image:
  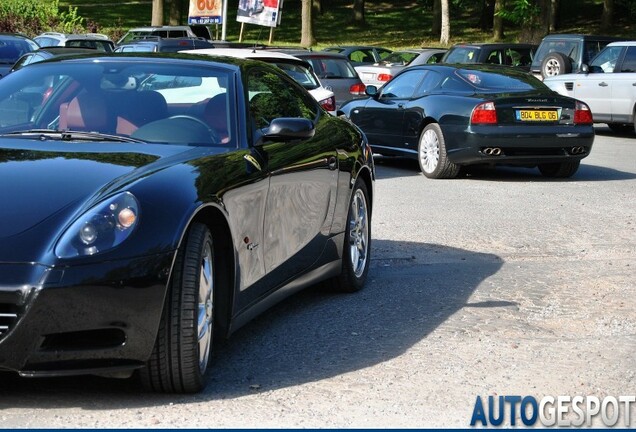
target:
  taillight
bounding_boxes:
[574,101,593,125]
[471,101,497,124]
[377,74,393,82]
[320,95,336,112]
[349,83,366,95]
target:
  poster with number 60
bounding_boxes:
[189,0,223,25]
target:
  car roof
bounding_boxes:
[606,40,636,47]
[540,33,626,41]
[449,43,536,48]
[183,47,307,62]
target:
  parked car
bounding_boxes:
[115,37,216,52]
[182,47,337,114]
[0,33,38,78]
[355,48,447,88]
[322,45,393,67]
[33,32,115,52]
[10,47,98,73]
[543,41,636,134]
[268,49,366,108]
[530,33,626,80]
[117,25,213,45]
[0,52,374,393]
[339,64,594,179]
[441,43,536,71]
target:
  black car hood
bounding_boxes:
[0,139,195,244]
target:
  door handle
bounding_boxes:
[397,103,405,109]
[598,82,608,87]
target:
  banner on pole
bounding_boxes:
[189,0,223,25]
[236,0,283,28]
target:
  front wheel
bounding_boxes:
[538,160,581,178]
[140,223,215,393]
[418,123,460,179]
[332,179,371,293]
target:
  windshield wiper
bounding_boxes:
[1,129,144,143]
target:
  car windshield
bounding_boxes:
[0,39,36,64]
[443,47,481,63]
[381,51,419,65]
[455,68,547,91]
[305,58,357,79]
[534,40,580,65]
[0,60,234,146]
[271,61,321,90]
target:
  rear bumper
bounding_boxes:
[0,253,172,377]
[444,124,595,166]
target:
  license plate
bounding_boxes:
[361,72,375,80]
[517,110,558,121]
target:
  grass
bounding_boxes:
[60,0,635,50]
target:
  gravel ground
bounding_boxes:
[0,126,634,428]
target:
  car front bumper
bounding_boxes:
[0,252,173,377]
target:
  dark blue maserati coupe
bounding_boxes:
[339,64,594,179]
[0,53,374,392]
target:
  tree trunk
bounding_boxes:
[152,0,164,26]
[493,0,504,41]
[353,0,365,25]
[601,0,613,32]
[549,0,560,31]
[301,0,316,48]
[519,0,549,44]
[432,0,441,36]
[168,0,181,25]
[440,0,450,45]
[479,0,494,30]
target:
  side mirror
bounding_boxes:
[365,85,379,97]
[580,63,589,74]
[261,117,315,142]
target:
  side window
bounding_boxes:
[591,46,624,73]
[413,71,442,98]
[247,67,318,130]
[349,49,374,63]
[620,47,636,73]
[427,53,444,64]
[377,49,392,60]
[380,70,427,99]
[486,50,503,64]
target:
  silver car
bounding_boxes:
[355,48,447,88]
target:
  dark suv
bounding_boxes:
[531,33,626,80]
[114,37,216,53]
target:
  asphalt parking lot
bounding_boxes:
[0,125,634,428]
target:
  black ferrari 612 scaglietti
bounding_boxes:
[0,53,374,393]
[338,63,595,179]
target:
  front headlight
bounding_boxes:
[55,192,140,258]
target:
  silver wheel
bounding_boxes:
[544,58,560,77]
[419,128,440,174]
[197,242,214,373]
[348,188,369,278]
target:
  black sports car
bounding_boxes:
[0,53,374,392]
[339,64,595,179]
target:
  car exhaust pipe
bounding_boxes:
[570,146,585,155]
[483,147,503,156]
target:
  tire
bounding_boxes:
[607,123,635,134]
[417,123,460,179]
[332,179,371,293]
[140,223,215,393]
[538,160,581,178]
[541,52,572,78]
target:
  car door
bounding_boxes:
[350,69,427,152]
[572,45,625,121]
[243,66,338,302]
[402,70,444,149]
[609,46,636,123]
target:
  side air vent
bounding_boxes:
[0,304,19,340]
[565,82,574,91]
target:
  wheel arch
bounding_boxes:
[175,204,236,339]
